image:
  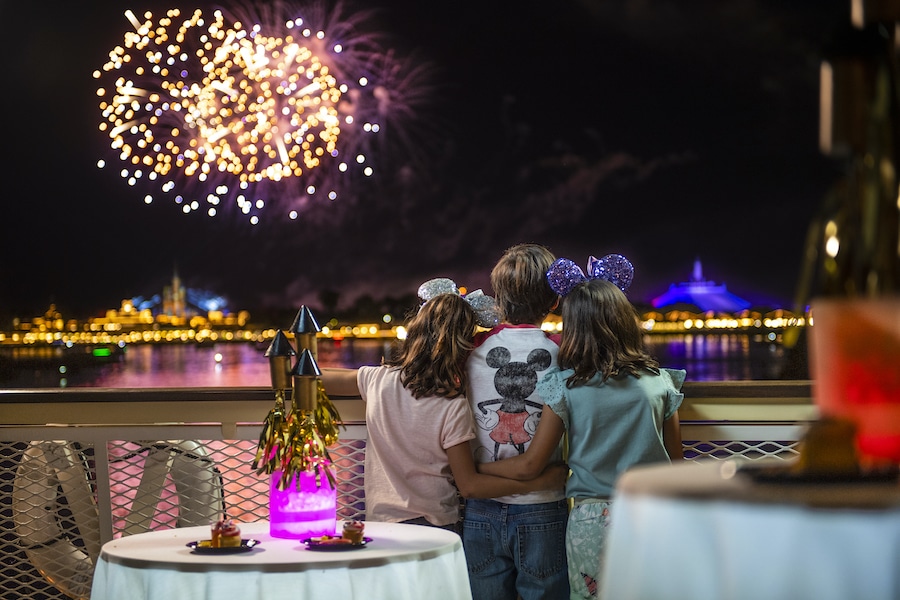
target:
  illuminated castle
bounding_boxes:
[161,270,188,319]
[651,258,751,313]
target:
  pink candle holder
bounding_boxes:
[269,468,337,539]
[809,298,900,466]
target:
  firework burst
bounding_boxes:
[93,1,427,224]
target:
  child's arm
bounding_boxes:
[320,367,361,396]
[446,443,567,499]
[477,407,566,480]
[663,410,684,460]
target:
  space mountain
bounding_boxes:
[651,258,751,313]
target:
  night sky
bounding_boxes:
[1,0,854,322]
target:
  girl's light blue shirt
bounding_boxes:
[537,367,685,500]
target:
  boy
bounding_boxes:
[463,243,569,600]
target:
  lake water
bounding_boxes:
[1,333,797,388]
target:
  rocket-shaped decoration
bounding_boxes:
[291,348,322,413]
[264,330,296,391]
[289,306,321,360]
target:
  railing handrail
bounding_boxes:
[0,381,818,428]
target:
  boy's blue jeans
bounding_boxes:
[462,498,569,600]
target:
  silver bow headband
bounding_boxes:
[546,254,634,296]
[417,278,501,328]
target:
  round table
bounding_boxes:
[90,520,472,600]
[600,460,900,600]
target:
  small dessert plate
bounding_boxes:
[186,539,261,554]
[302,536,373,551]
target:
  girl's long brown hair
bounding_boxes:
[558,278,659,387]
[385,294,477,399]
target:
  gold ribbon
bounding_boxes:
[253,384,344,490]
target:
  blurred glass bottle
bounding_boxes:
[781,4,900,379]
[799,4,900,299]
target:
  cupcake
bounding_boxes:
[342,520,365,544]
[212,518,242,548]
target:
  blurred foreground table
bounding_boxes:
[600,460,900,600]
[90,520,471,600]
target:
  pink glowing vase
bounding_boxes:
[269,468,337,539]
[810,298,900,465]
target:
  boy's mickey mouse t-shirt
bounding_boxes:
[465,324,565,505]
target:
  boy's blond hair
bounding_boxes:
[490,244,558,325]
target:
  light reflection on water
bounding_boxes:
[1,335,792,389]
[644,333,790,381]
[2,339,399,389]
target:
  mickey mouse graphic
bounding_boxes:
[475,346,553,461]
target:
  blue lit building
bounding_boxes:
[651,258,751,313]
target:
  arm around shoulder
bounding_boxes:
[320,367,361,396]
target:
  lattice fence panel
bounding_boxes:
[684,439,801,461]
[2,440,99,600]
[106,438,367,537]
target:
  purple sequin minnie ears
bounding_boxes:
[417,278,501,328]
[546,254,635,296]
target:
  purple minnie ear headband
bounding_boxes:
[546,254,635,296]
[417,278,501,328]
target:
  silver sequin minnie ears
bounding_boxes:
[417,278,501,328]
[546,254,635,296]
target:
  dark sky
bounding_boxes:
[1,0,853,322]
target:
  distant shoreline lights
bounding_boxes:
[1,309,807,348]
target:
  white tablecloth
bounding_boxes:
[90,521,472,600]
[600,460,900,600]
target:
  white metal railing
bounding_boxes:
[1,382,816,600]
